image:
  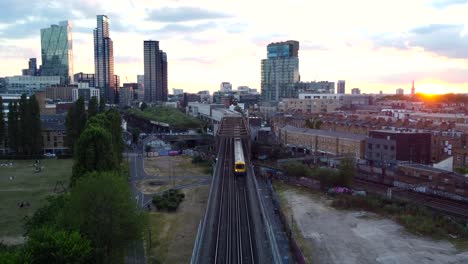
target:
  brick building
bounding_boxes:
[453,134,468,169]
[279,125,366,158]
[278,98,342,113]
[366,130,431,167]
[41,114,69,155]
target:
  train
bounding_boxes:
[233,138,246,176]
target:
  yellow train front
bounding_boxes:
[233,138,246,176]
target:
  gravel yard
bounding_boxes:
[279,188,468,264]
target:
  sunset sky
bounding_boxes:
[1,0,468,94]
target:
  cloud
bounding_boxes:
[301,42,330,51]
[0,0,129,38]
[115,55,141,64]
[0,44,36,59]
[377,68,468,84]
[152,22,217,34]
[176,56,216,64]
[146,7,230,22]
[432,0,468,8]
[225,23,248,34]
[373,24,468,59]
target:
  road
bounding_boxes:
[125,151,211,208]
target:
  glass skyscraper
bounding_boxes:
[261,40,300,102]
[144,41,168,102]
[94,15,115,103]
[40,21,73,84]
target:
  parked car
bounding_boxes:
[43,153,56,158]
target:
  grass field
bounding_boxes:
[146,186,209,263]
[145,155,211,177]
[0,159,72,243]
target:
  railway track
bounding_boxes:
[213,138,256,264]
[354,177,468,219]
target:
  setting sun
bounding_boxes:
[416,80,452,95]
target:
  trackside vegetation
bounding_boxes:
[127,106,202,129]
[332,194,468,243]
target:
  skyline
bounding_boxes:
[1,0,468,94]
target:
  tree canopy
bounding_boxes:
[88,96,99,118]
[65,97,87,151]
[62,172,146,263]
[71,125,117,184]
[24,227,92,264]
[127,106,202,129]
[6,94,42,156]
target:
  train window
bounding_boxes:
[235,164,245,169]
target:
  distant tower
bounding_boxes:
[337,80,345,94]
[411,80,415,95]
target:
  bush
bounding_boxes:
[192,155,204,164]
[282,161,313,178]
[152,189,185,211]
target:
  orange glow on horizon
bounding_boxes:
[415,80,452,95]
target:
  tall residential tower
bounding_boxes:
[261,40,300,102]
[144,41,168,102]
[40,21,73,84]
[337,80,345,94]
[94,15,115,103]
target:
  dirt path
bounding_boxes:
[282,190,468,264]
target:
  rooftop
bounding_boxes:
[282,125,367,141]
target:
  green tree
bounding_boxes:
[28,95,43,156]
[315,168,340,190]
[62,172,146,263]
[131,127,140,144]
[86,110,124,163]
[105,109,124,163]
[339,156,355,187]
[7,102,19,153]
[71,126,117,184]
[17,94,30,155]
[24,226,92,264]
[140,102,147,111]
[88,96,99,118]
[0,245,26,264]
[65,97,87,151]
[99,98,106,113]
[281,161,312,178]
[24,195,68,235]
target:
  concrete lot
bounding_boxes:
[280,189,468,264]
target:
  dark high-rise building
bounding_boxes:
[28,58,38,76]
[143,40,167,102]
[40,21,73,84]
[74,72,95,87]
[261,40,300,102]
[160,51,168,101]
[337,80,345,94]
[94,15,115,103]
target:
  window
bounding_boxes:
[390,146,395,151]
[368,143,373,149]
[376,144,380,149]
[383,145,388,150]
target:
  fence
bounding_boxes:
[264,177,308,264]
